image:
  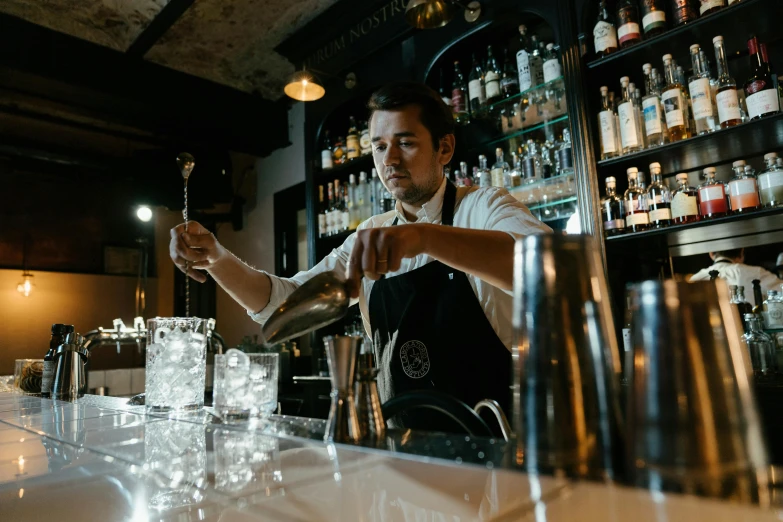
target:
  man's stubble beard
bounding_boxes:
[393,154,443,206]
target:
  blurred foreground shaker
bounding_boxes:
[324,335,362,443]
[626,280,770,504]
[52,332,88,399]
[512,235,624,480]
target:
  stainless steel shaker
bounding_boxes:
[52,332,89,399]
[355,352,386,443]
[512,234,624,480]
[323,335,362,443]
[625,280,770,504]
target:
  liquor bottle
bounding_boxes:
[452,61,470,125]
[765,291,783,329]
[598,86,620,160]
[500,49,520,98]
[485,45,502,104]
[671,0,699,26]
[556,129,574,176]
[491,148,510,188]
[543,44,563,83]
[628,83,647,149]
[713,36,742,128]
[346,116,360,160]
[698,167,728,218]
[616,0,642,49]
[321,130,333,170]
[318,185,327,237]
[729,286,750,333]
[541,141,554,179]
[479,155,493,188]
[468,53,486,116]
[42,324,72,398]
[608,91,623,154]
[333,136,346,165]
[688,44,716,135]
[593,0,619,58]
[647,162,672,227]
[637,169,648,190]
[752,279,763,314]
[745,37,781,120]
[652,69,671,143]
[529,36,546,87]
[524,139,543,180]
[728,165,761,212]
[439,68,453,109]
[516,25,534,91]
[737,286,753,321]
[618,77,643,154]
[759,152,783,207]
[460,161,473,187]
[699,0,726,16]
[347,174,359,229]
[340,182,350,232]
[641,63,667,147]
[743,313,777,376]
[358,171,371,221]
[602,176,626,235]
[640,0,667,37]
[700,49,721,131]
[326,182,335,235]
[624,168,650,232]
[370,168,382,215]
[508,152,523,187]
[671,173,700,224]
[661,54,692,141]
[359,121,372,156]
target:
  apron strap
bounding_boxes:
[391,179,456,227]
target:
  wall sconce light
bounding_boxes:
[17,272,34,297]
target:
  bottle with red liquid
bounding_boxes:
[616,0,642,49]
[698,167,729,218]
[729,163,761,213]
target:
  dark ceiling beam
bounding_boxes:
[126,0,196,58]
[0,14,291,158]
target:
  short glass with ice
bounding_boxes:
[145,317,208,412]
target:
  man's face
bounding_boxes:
[370,105,451,207]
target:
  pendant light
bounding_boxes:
[405,0,481,29]
[284,68,325,102]
[16,237,34,297]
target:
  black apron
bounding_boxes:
[368,181,511,433]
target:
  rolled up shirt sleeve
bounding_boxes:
[247,233,356,325]
[471,187,553,239]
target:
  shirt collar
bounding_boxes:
[394,176,447,224]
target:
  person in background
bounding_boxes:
[689,248,780,295]
[776,253,783,280]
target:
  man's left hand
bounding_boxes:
[345,224,430,298]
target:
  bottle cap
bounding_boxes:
[620,76,629,85]
[703,167,716,175]
[600,86,608,94]
[675,173,689,182]
[546,43,554,50]
[519,24,527,33]
[642,63,652,73]
[479,154,486,160]
[744,313,756,321]
[371,168,378,177]
[349,174,356,183]
[689,44,700,53]
[649,162,661,173]
[662,54,673,63]
[732,160,746,168]
[627,171,638,180]
[712,36,724,46]
[460,161,467,168]
[764,152,778,161]
[359,171,367,181]
[496,147,503,155]
[605,176,616,185]
[626,167,638,175]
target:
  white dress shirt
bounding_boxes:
[249,177,552,350]
[689,256,782,297]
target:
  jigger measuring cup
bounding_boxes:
[625,280,770,505]
[512,234,624,480]
[324,335,362,443]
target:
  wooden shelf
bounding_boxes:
[586,0,776,73]
[595,113,783,180]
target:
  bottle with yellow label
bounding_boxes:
[346,116,360,160]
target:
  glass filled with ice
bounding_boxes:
[145,317,208,412]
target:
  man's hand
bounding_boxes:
[169,221,227,283]
[345,224,429,298]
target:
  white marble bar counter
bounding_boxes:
[0,392,780,522]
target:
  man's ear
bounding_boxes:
[438,134,456,165]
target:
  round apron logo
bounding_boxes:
[399,340,430,379]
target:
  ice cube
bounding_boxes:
[225,349,249,371]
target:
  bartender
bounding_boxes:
[689,248,780,295]
[170,82,551,431]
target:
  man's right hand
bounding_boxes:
[169,221,227,283]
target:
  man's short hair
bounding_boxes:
[714,248,743,259]
[367,82,455,150]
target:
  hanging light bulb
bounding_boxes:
[284,69,325,102]
[17,272,34,297]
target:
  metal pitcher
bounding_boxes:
[512,234,624,480]
[52,332,89,399]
